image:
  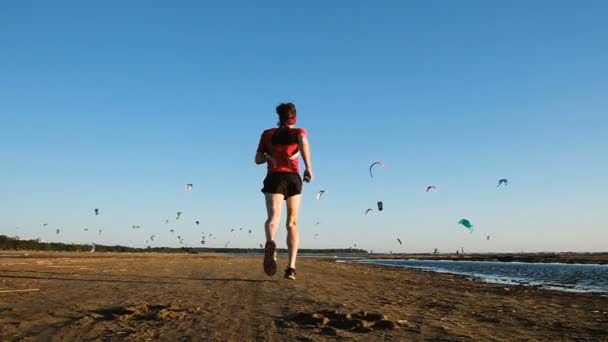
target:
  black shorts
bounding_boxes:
[261,172,302,199]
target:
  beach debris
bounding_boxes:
[497,179,508,187]
[185,183,193,192]
[458,219,474,232]
[365,208,373,215]
[316,190,326,200]
[377,201,383,211]
[397,238,402,245]
[0,288,40,294]
[94,208,99,215]
[176,211,182,220]
[369,161,385,178]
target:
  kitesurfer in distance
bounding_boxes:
[255,102,313,280]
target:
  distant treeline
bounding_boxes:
[0,235,368,254]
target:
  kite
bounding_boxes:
[165,220,169,224]
[248,230,252,234]
[369,161,385,178]
[42,223,48,227]
[195,221,200,225]
[201,240,205,245]
[170,229,175,233]
[185,184,193,192]
[316,190,326,200]
[259,244,263,249]
[458,219,474,233]
[94,208,99,215]
[497,179,508,187]
[150,235,155,241]
[365,208,373,215]
[98,229,103,235]
[397,238,402,245]
[377,201,383,211]
[84,228,88,232]
[314,221,321,226]
[132,225,141,229]
[426,186,437,193]
[176,211,183,220]
[314,233,319,239]
[56,229,60,234]
[487,235,490,241]
[230,228,235,232]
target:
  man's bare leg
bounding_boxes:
[263,193,283,276]
[285,194,301,271]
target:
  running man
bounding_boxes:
[255,102,313,280]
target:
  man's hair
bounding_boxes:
[276,103,297,124]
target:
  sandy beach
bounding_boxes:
[1,252,607,341]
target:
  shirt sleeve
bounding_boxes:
[298,128,308,137]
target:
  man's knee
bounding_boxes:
[266,217,280,230]
[286,220,298,232]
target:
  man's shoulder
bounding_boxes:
[261,128,277,135]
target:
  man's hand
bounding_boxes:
[303,169,313,183]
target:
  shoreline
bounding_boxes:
[364,252,608,265]
[342,259,608,295]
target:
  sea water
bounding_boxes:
[351,259,608,293]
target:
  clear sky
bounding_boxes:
[1,1,606,253]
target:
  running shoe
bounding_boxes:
[263,240,277,276]
[284,267,296,280]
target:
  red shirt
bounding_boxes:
[257,127,307,174]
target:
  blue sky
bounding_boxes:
[1,1,606,253]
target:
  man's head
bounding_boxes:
[276,102,297,126]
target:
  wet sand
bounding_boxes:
[1,251,607,341]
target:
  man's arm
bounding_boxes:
[298,132,314,182]
[255,152,267,165]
